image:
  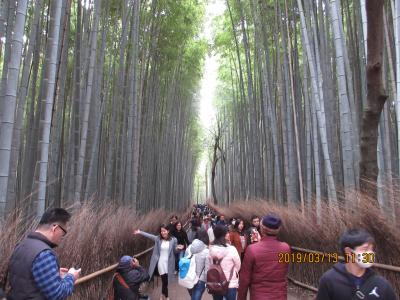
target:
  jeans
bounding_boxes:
[176,250,185,271]
[188,280,206,300]
[211,288,237,300]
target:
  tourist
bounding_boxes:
[172,221,189,272]
[113,255,149,300]
[209,225,241,300]
[246,215,261,245]
[134,225,184,300]
[7,208,81,300]
[316,229,397,300]
[187,219,200,244]
[238,213,290,300]
[166,215,178,234]
[186,229,210,300]
[229,218,246,259]
[201,216,211,231]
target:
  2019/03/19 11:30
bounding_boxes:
[278,252,339,263]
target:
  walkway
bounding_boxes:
[148,277,315,299]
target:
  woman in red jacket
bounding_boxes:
[229,219,246,260]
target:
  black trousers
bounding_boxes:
[160,274,168,297]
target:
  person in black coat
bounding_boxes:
[114,255,150,300]
[172,221,189,271]
[316,229,397,300]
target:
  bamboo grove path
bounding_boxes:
[147,277,315,299]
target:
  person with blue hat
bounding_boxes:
[237,213,290,300]
[113,255,149,300]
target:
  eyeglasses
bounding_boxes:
[55,224,67,236]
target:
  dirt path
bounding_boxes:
[148,278,315,299]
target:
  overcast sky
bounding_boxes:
[198,0,225,130]
[197,0,225,193]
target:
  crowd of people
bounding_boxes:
[154,206,290,300]
[1,205,398,300]
[132,204,398,300]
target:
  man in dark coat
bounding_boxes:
[7,208,81,300]
[216,215,227,226]
[237,213,290,300]
[316,229,397,300]
[114,256,150,300]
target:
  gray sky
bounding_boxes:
[197,0,226,187]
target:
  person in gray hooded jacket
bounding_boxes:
[185,229,210,300]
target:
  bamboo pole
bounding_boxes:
[75,247,154,285]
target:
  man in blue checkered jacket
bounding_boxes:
[7,208,81,300]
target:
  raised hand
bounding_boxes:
[133,229,141,235]
[132,258,140,266]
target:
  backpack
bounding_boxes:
[178,248,199,289]
[206,257,234,296]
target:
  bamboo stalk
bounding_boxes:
[75,247,154,285]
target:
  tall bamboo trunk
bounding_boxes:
[298,0,337,204]
[329,0,356,195]
[74,0,101,204]
[6,0,43,213]
[124,0,140,206]
[36,0,63,216]
[0,0,29,218]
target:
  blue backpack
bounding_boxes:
[178,248,199,289]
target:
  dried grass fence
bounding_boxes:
[209,189,400,295]
[0,203,190,299]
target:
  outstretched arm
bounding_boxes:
[134,229,158,242]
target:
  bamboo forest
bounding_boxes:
[1,0,400,298]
